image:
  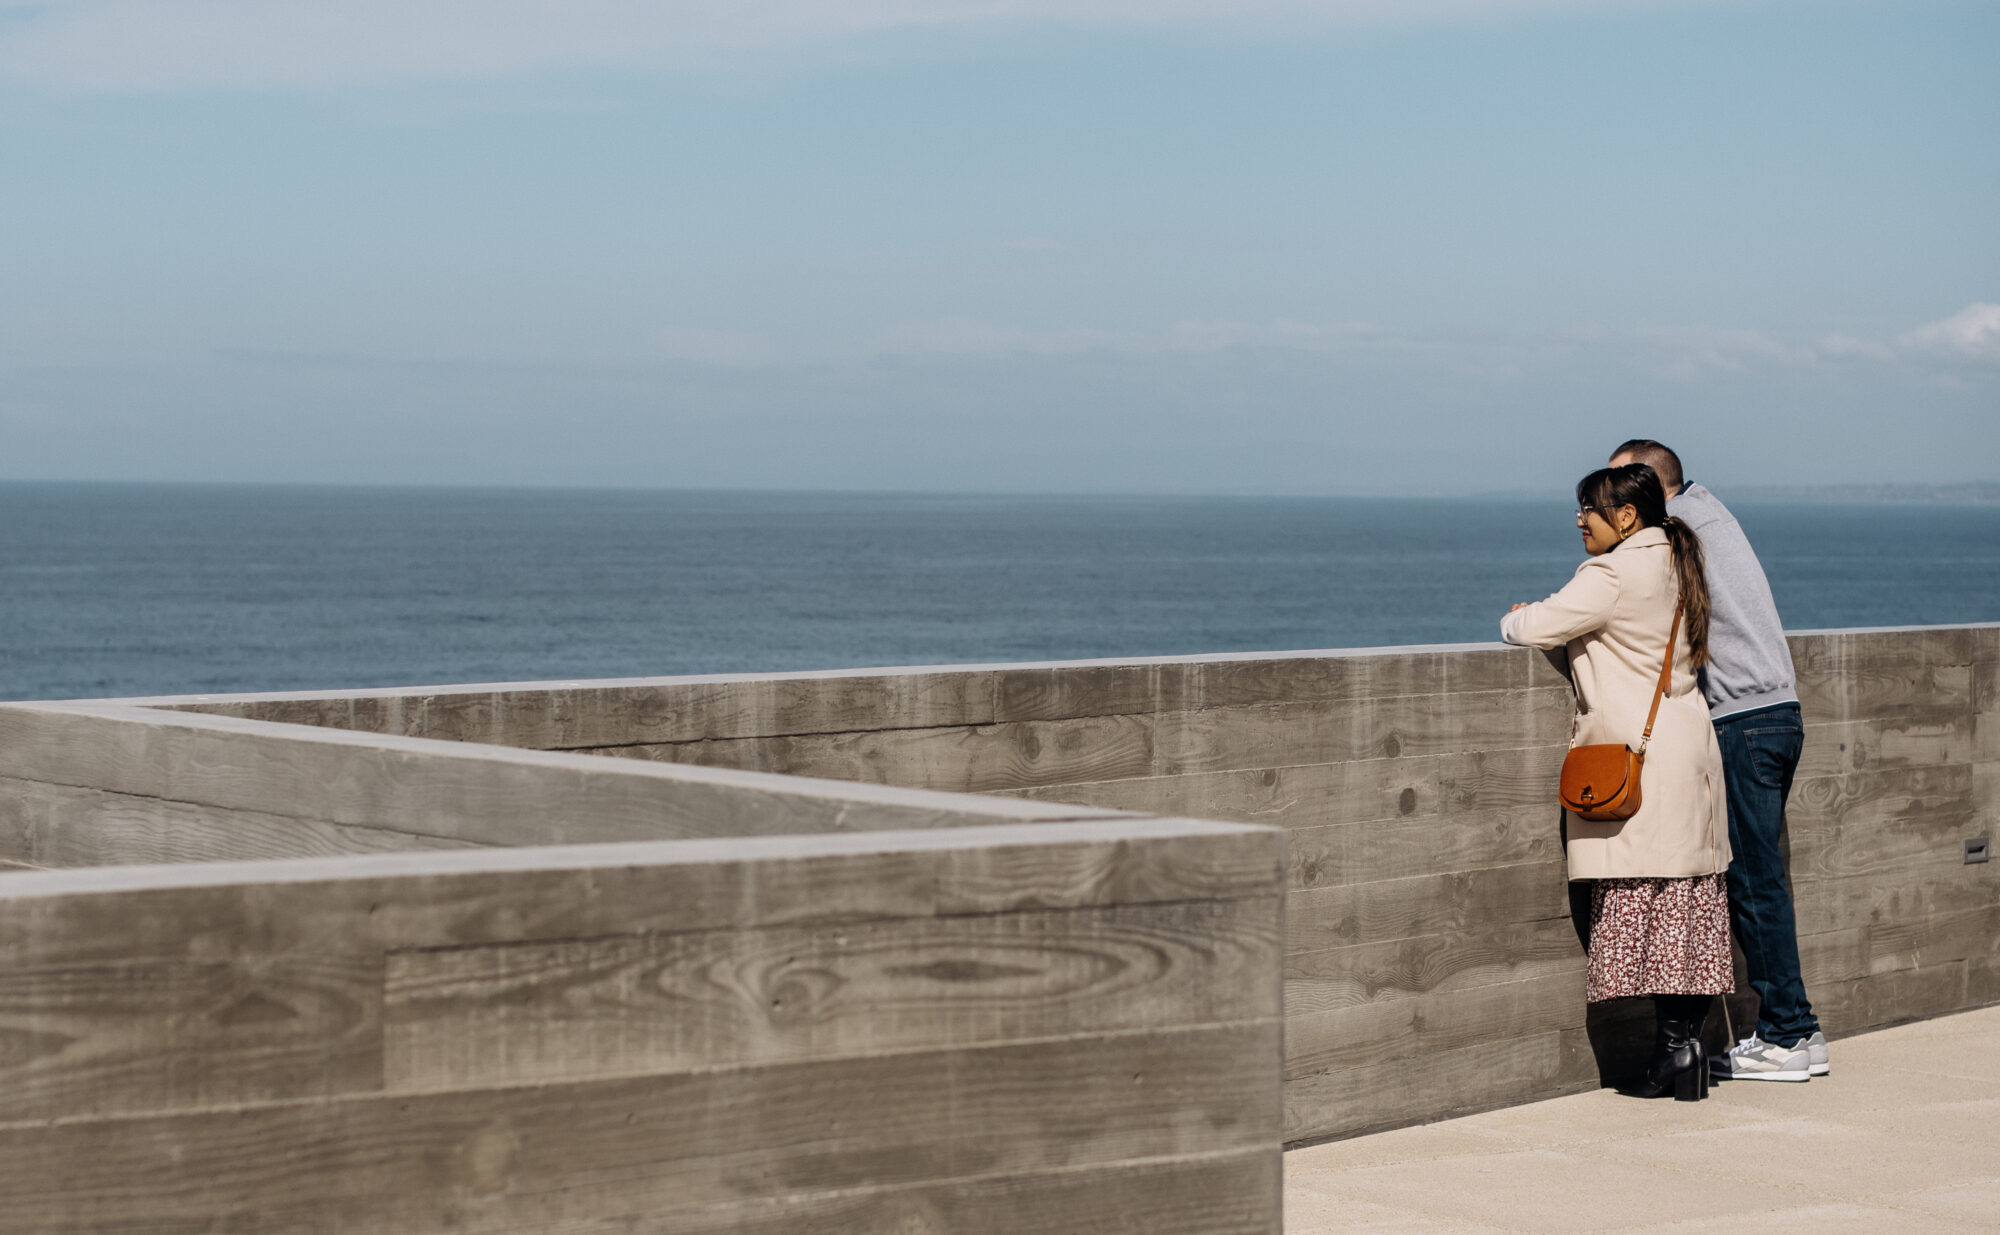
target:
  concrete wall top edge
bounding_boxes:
[75,642,1526,708]
[46,621,1996,711]
[1785,621,2000,638]
[0,701,1135,826]
[0,815,1279,902]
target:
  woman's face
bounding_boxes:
[1577,502,1633,556]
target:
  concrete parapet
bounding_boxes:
[0,621,1992,1211]
[0,805,1285,1233]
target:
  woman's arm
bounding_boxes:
[1501,556,1621,649]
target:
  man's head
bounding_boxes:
[1609,439,1684,494]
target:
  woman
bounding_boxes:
[1503,463,1732,1101]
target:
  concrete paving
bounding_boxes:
[1286,1003,2000,1234]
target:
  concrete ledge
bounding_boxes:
[0,816,1286,1234]
[1,621,1992,1221]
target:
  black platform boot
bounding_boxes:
[1629,995,1711,1101]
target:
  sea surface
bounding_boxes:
[4,483,1997,701]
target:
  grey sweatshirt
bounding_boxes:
[1667,481,1798,719]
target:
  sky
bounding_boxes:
[2,0,1995,496]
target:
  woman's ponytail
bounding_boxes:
[1660,516,1711,668]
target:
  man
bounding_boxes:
[1608,439,1826,1082]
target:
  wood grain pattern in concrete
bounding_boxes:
[1787,766,1980,881]
[986,754,1438,832]
[1795,712,1977,779]
[1178,649,1531,713]
[1283,1028,1592,1145]
[0,815,1285,1234]
[152,644,1536,749]
[0,774,493,869]
[0,705,1134,864]
[10,626,1995,1181]
[1436,745,1570,814]
[1286,860,1570,955]
[0,1023,1280,1234]
[1967,952,2000,1005]
[1792,857,1999,937]
[1973,760,2000,824]
[992,662,1169,722]
[1798,904,2000,989]
[1814,960,1973,1036]
[1283,918,1586,1019]
[1788,625,1988,676]
[168,670,1003,750]
[548,1150,1281,1235]
[983,648,1532,722]
[1153,689,1573,777]
[0,821,1285,964]
[1285,804,1562,892]
[1789,761,1974,829]
[601,711,1158,793]
[383,896,1281,1087]
[0,949,384,1122]
[1791,631,1978,722]
[1285,969,1584,1078]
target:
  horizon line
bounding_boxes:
[4,477,1999,505]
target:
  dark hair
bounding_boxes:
[1610,439,1684,493]
[1576,463,1710,667]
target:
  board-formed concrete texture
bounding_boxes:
[0,709,1286,1234]
[0,624,1992,1226]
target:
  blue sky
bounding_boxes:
[2,0,1995,494]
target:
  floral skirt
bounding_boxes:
[1585,873,1735,1002]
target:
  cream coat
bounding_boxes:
[1502,527,1731,880]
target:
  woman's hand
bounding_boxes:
[1509,603,1530,613]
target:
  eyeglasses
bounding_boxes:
[1574,506,1599,520]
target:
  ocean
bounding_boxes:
[3,482,1996,702]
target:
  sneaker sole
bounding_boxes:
[1711,1066,1811,1082]
[1809,1063,1830,1077]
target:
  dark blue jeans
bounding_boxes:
[1715,703,1820,1046]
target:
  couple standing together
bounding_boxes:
[1503,440,1822,1102]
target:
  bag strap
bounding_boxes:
[1637,598,1684,754]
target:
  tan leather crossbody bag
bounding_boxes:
[1557,599,1683,822]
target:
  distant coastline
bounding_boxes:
[1725,483,2000,506]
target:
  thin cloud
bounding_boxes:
[876,317,1144,356]
[1815,333,1896,361]
[0,0,1724,93]
[874,316,1398,357]
[1620,325,1815,382]
[657,325,779,366]
[1900,303,2000,362]
[1164,319,1383,353]
[667,306,2000,380]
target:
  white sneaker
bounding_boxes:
[1711,1035,1811,1082]
[1805,1030,1830,1077]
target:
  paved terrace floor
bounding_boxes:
[1286,1004,2000,1234]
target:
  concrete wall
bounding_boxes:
[133,623,2000,1144]
[1786,627,2000,1027]
[0,705,1286,1234]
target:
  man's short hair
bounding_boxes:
[1611,439,1684,492]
